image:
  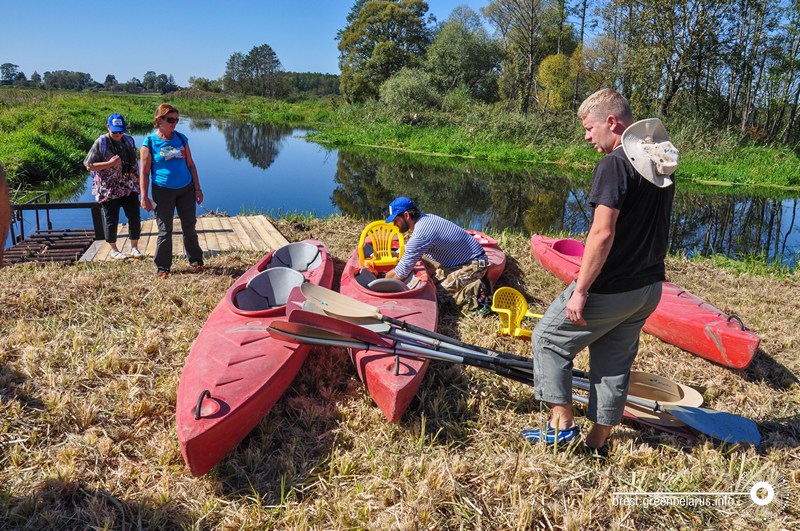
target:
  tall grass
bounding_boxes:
[312,100,800,188]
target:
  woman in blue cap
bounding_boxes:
[83,113,142,259]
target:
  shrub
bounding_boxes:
[379,68,441,111]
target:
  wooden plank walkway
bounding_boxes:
[82,215,289,262]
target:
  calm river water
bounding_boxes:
[12,117,800,268]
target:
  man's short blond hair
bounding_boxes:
[577,88,632,123]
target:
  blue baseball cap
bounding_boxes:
[385,196,415,223]
[107,113,126,132]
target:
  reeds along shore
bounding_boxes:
[0,216,798,529]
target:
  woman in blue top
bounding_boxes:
[139,103,205,278]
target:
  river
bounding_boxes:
[10,117,800,268]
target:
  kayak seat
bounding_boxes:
[368,278,409,293]
[358,221,405,268]
[355,268,410,293]
[266,242,322,272]
[235,267,306,310]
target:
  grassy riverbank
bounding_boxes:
[0,217,797,528]
[3,88,800,193]
[310,100,800,189]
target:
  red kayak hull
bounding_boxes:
[530,234,760,369]
[176,239,334,476]
[340,248,438,422]
[466,229,507,288]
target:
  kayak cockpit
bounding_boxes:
[233,267,306,312]
[354,268,418,293]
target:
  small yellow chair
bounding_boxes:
[491,287,543,339]
[357,220,405,268]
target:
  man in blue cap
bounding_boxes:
[384,196,490,311]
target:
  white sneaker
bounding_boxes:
[110,249,127,260]
[130,247,144,258]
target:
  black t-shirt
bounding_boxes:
[588,146,674,294]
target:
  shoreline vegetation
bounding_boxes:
[0,218,797,528]
[3,88,800,196]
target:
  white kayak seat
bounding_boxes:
[354,267,410,293]
[237,267,306,309]
[367,278,409,293]
[266,242,322,272]
[234,287,271,311]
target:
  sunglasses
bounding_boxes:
[109,130,124,135]
[163,117,179,124]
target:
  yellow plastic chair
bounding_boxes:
[357,220,405,268]
[491,287,543,339]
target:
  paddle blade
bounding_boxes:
[269,320,355,344]
[300,283,381,319]
[301,299,392,333]
[664,404,761,446]
[288,309,393,347]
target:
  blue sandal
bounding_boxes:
[521,424,580,445]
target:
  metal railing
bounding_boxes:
[10,192,104,243]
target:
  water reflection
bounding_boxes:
[333,148,590,232]
[332,148,800,267]
[220,121,293,170]
[670,193,799,263]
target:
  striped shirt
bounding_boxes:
[394,214,487,278]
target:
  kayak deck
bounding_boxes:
[340,246,438,422]
[530,234,760,368]
[176,240,334,476]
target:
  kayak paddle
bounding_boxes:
[268,321,696,438]
[300,284,532,363]
[571,378,761,445]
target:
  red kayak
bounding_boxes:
[340,246,438,422]
[340,230,507,422]
[176,240,334,476]
[466,229,507,288]
[530,234,760,368]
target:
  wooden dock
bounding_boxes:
[82,215,289,262]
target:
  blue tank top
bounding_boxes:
[143,132,192,189]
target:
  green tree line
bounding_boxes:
[334,0,800,146]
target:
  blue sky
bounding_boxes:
[1,0,490,87]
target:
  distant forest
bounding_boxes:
[0,60,339,99]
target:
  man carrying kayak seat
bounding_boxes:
[525,88,677,458]
[383,196,491,313]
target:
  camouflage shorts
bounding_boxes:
[423,257,488,311]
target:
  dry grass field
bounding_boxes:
[0,216,798,529]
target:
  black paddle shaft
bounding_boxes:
[383,315,530,362]
[382,315,593,381]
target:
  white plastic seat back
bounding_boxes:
[354,268,410,293]
[235,267,305,310]
[266,242,322,272]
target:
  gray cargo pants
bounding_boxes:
[532,280,662,426]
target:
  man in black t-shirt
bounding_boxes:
[523,89,678,457]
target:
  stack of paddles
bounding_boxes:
[271,284,762,447]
